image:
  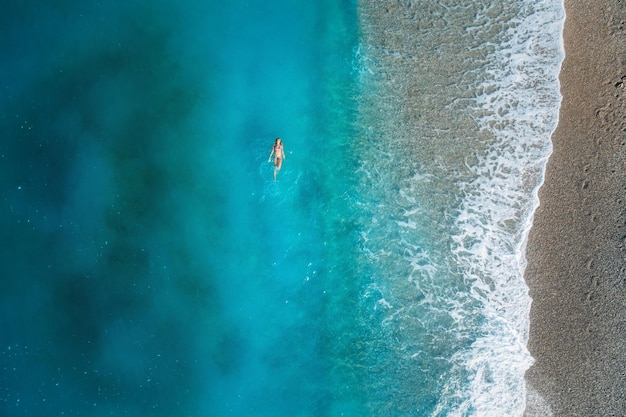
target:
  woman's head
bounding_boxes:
[275,137,282,144]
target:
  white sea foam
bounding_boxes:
[445,0,565,415]
[356,0,565,415]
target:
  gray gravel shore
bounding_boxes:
[523,0,626,416]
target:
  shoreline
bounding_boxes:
[523,0,626,416]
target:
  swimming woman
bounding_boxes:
[268,137,285,181]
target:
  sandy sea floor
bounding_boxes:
[523,0,626,416]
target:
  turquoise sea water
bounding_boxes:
[1,1,564,416]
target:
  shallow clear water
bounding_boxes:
[0,0,563,416]
[353,1,564,415]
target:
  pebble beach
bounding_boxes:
[523,0,626,415]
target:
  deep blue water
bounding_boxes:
[1,1,363,415]
[1,0,565,416]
